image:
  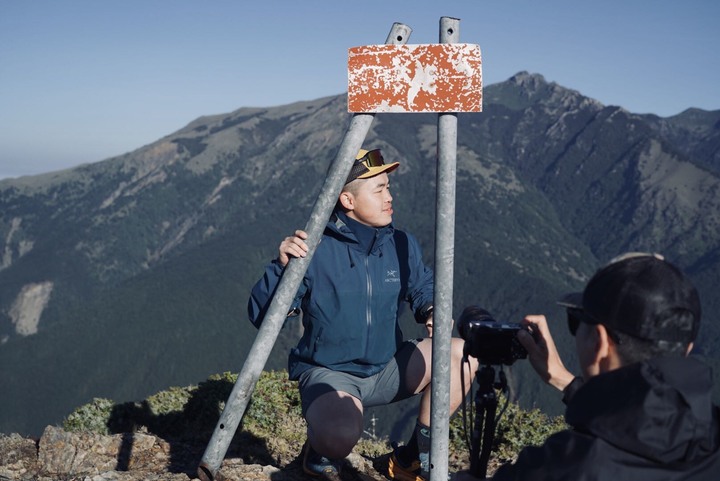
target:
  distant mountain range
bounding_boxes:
[1,72,718,438]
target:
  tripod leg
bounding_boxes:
[469,365,496,478]
[469,388,485,477]
[478,392,498,478]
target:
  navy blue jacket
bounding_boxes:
[248,212,434,380]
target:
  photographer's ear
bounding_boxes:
[595,324,612,355]
[581,324,616,376]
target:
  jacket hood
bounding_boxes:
[566,356,719,464]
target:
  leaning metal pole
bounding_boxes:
[197,22,412,481]
[428,16,460,481]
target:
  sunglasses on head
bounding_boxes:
[566,308,622,344]
[355,149,385,168]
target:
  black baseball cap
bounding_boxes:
[558,253,701,343]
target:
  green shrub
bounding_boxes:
[145,385,193,416]
[243,370,303,439]
[492,397,567,461]
[449,392,568,466]
[63,397,116,435]
[62,370,304,443]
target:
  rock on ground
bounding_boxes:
[0,426,390,481]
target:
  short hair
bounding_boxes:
[335,178,363,212]
[342,178,362,196]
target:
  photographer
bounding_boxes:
[487,252,720,480]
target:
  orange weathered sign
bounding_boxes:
[348,43,482,113]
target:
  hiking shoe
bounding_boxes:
[387,443,426,481]
[302,441,342,481]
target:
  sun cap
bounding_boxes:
[345,148,399,184]
[557,252,701,343]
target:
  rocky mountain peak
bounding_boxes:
[507,70,547,89]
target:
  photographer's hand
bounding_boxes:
[518,315,575,392]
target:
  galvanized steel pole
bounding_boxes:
[197,22,412,481]
[429,16,460,481]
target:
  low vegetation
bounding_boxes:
[63,370,567,473]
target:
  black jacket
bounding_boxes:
[492,356,720,480]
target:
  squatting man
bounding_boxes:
[248,148,478,481]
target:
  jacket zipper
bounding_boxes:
[364,255,372,358]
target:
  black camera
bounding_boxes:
[458,306,529,365]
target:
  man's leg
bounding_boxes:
[408,337,478,424]
[389,337,477,480]
[305,390,364,459]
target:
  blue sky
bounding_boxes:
[1,0,718,179]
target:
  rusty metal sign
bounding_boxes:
[348,43,482,113]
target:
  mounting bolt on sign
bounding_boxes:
[347,43,482,113]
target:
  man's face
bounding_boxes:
[343,173,394,227]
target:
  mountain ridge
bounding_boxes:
[1,71,718,437]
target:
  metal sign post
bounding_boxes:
[430,16,461,481]
[197,22,413,481]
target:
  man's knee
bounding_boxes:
[305,391,364,458]
[452,337,472,362]
[309,422,362,458]
[450,337,478,380]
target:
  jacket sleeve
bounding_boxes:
[247,259,305,329]
[401,232,435,322]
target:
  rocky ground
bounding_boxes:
[0,426,445,481]
[0,371,495,481]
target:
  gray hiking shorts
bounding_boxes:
[297,338,422,416]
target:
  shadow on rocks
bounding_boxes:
[106,376,275,477]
